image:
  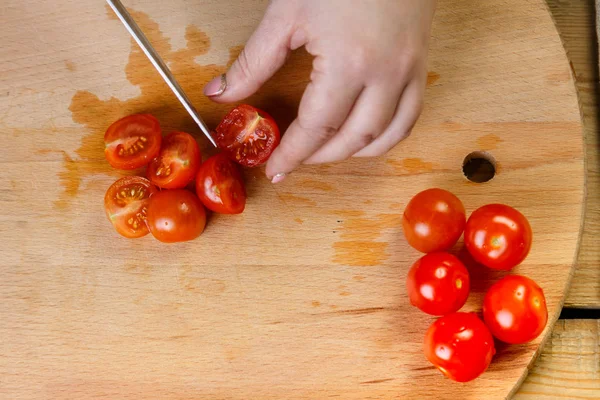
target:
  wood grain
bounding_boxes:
[515,320,600,399]
[0,0,585,399]
[546,0,600,309]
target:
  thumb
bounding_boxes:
[204,10,293,103]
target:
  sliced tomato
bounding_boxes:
[146,131,201,189]
[146,190,207,243]
[104,176,157,238]
[104,114,162,170]
[196,153,246,214]
[214,104,280,167]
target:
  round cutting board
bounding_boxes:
[0,0,584,399]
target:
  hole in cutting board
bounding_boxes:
[462,151,496,183]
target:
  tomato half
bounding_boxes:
[402,188,466,253]
[407,252,470,316]
[146,190,206,243]
[214,104,280,167]
[195,153,247,214]
[483,275,547,344]
[104,114,162,170]
[424,312,496,383]
[146,131,201,189]
[464,204,532,270]
[104,176,157,238]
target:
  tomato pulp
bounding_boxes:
[104,114,162,170]
[196,153,246,214]
[214,104,280,167]
[147,131,201,189]
[104,176,157,238]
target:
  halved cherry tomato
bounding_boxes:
[104,114,161,170]
[424,312,496,383]
[104,176,157,238]
[195,153,246,214]
[146,131,201,189]
[402,188,466,253]
[464,204,532,270]
[407,252,470,316]
[146,190,206,243]
[214,104,280,167]
[483,275,547,344]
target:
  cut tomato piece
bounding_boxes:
[147,131,201,189]
[104,114,162,170]
[214,104,280,167]
[196,153,246,214]
[104,176,157,238]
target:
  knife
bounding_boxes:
[105,0,217,147]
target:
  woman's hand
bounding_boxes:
[204,0,437,183]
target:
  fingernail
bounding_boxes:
[204,74,227,97]
[271,173,286,184]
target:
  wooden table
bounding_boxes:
[515,1,600,398]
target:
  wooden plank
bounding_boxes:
[514,319,600,399]
[546,0,600,308]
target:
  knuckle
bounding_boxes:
[356,132,378,148]
[297,117,339,142]
[235,49,255,82]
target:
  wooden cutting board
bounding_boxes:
[0,0,585,399]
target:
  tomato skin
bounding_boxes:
[104,176,157,238]
[424,312,496,383]
[195,153,247,214]
[215,104,280,167]
[146,190,207,243]
[483,275,547,344]
[407,252,470,316]
[464,204,532,270]
[402,188,466,253]
[147,131,201,189]
[104,114,162,170]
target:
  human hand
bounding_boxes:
[204,0,437,183]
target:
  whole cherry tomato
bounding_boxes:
[104,176,157,238]
[402,188,466,253]
[214,104,280,167]
[147,131,201,189]
[146,190,206,243]
[407,252,470,316]
[196,153,246,214]
[104,114,161,170]
[464,204,532,270]
[424,312,496,382]
[483,275,547,344]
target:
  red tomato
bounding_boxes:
[483,275,547,344]
[424,312,496,382]
[146,131,201,189]
[104,176,157,238]
[214,104,280,167]
[402,188,466,253]
[104,114,161,170]
[464,204,532,270]
[195,153,247,214]
[407,252,470,316]
[146,190,207,243]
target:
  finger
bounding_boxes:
[304,82,404,164]
[353,79,425,158]
[265,70,363,180]
[203,7,296,102]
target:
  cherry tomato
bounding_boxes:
[464,204,532,270]
[195,153,246,214]
[146,190,207,243]
[104,176,157,238]
[146,131,201,189]
[104,114,161,170]
[424,312,496,383]
[407,252,470,316]
[483,275,547,344]
[402,188,466,253]
[214,104,280,167]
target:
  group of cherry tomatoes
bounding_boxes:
[103,105,280,242]
[402,188,548,382]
